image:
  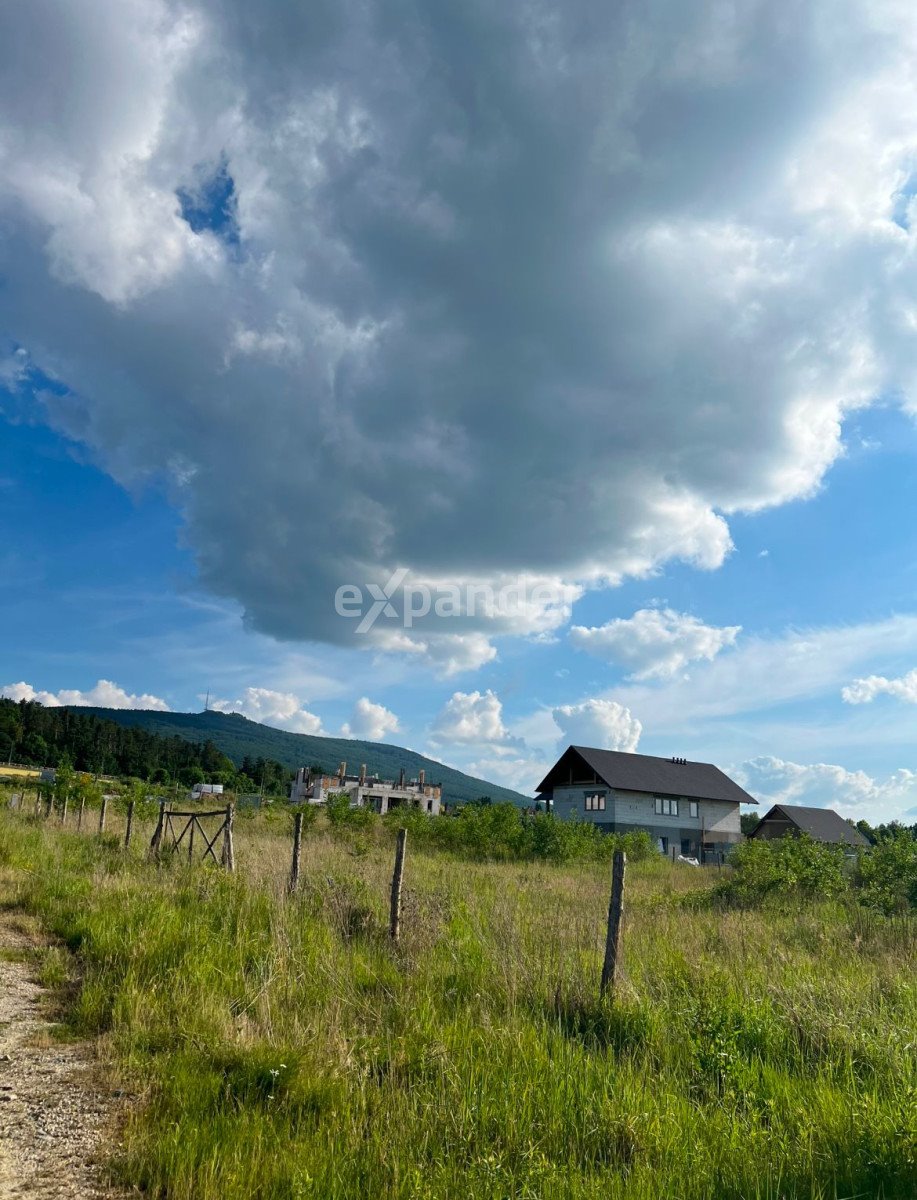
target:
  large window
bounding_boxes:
[654,796,678,817]
[585,791,606,812]
[689,800,699,819]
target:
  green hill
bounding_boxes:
[73,707,532,808]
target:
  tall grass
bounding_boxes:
[0,807,913,1199]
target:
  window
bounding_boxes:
[654,796,678,817]
[585,791,606,812]
[689,800,699,819]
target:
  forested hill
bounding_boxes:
[62,706,531,807]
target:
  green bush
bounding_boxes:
[856,835,917,914]
[381,803,655,865]
[715,835,848,906]
[325,792,376,830]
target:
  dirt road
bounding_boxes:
[0,916,125,1198]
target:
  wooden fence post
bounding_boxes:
[288,812,303,894]
[389,827,407,942]
[221,804,235,872]
[188,816,196,863]
[98,794,108,835]
[600,850,627,999]
[124,800,135,849]
[149,801,166,856]
[60,793,68,826]
[77,795,85,831]
[34,790,41,818]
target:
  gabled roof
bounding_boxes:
[750,803,869,847]
[535,745,755,805]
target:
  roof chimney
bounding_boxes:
[418,768,426,789]
[338,761,346,785]
[399,766,405,788]
[359,763,366,786]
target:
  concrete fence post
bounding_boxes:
[98,794,108,835]
[600,850,627,999]
[124,800,135,849]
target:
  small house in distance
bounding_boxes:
[535,745,752,858]
[290,761,442,815]
[748,803,869,848]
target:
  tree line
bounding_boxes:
[0,699,295,795]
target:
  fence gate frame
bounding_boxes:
[149,802,235,871]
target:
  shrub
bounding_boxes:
[855,835,917,914]
[382,804,655,865]
[715,835,847,906]
[325,792,376,831]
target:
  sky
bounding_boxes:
[3,0,917,822]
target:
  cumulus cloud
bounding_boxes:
[373,631,498,677]
[4,1,917,664]
[0,679,169,710]
[570,608,740,679]
[734,756,917,820]
[209,687,324,734]
[552,699,641,752]
[341,696,400,741]
[430,690,511,747]
[606,614,917,732]
[841,669,917,704]
[464,755,545,797]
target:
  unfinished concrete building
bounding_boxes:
[289,761,442,815]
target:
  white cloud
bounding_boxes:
[209,687,324,734]
[841,669,917,704]
[734,756,917,821]
[340,696,400,741]
[373,630,498,676]
[0,678,169,711]
[464,755,545,798]
[552,699,642,752]
[430,689,511,746]
[607,614,917,731]
[570,607,740,679]
[4,1,917,665]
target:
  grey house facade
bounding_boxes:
[535,746,752,857]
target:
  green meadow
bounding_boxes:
[0,801,913,1200]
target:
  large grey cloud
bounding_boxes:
[2,0,916,663]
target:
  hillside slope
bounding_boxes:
[74,708,532,807]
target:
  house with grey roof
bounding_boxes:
[535,745,752,858]
[748,803,868,848]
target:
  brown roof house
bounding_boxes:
[748,803,869,848]
[535,745,753,858]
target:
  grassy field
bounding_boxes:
[0,801,913,1200]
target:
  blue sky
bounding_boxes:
[4,0,917,822]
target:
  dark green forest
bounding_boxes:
[0,699,291,794]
